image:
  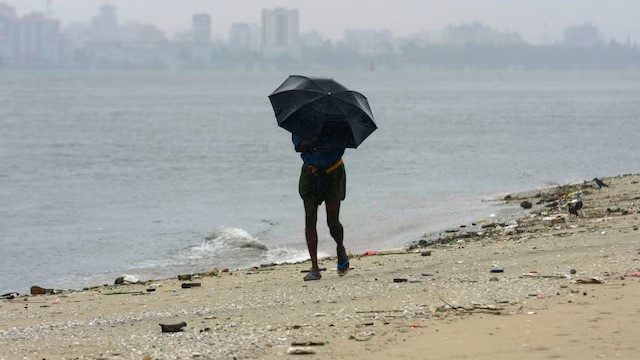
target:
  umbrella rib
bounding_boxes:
[331,94,376,122]
[269,88,326,97]
[329,97,359,147]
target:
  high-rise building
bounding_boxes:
[229,22,260,51]
[0,3,18,65]
[17,12,62,65]
[563,23,601,47]
[91,4,119,43]
[191,14,212,64]
[261,8,299,53]
[192,14,211,44]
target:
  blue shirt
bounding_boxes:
[292,135,344,170]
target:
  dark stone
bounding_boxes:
[421,251,432,257]
[570,269,577,275]
[393,278,408,283]
[520,201,533,209]
[177,274,192,281]
[504,194,512,200]
[490,268,504,273]
[181,283,201,289]
[160,322,187,333]
[30,286,51,295]
[418,239,428,246]
[114,277,125,285]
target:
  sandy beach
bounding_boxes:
[1,174,639,360]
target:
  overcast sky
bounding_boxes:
[3,0,639,43]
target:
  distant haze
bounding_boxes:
[3,0,639,43]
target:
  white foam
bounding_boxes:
[204,227,268,251]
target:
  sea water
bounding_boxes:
[1,70,639,294]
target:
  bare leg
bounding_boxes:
[325,200,347,264]
[304,200,320,273]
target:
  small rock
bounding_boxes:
[420,251,432,257]
[287,347,316,355]
[160,322,187,333]
[30,286,51,295]
[177,274,192,281]
[122,274,140,284]
[570,269,577,275]
[181,283,201,289]
[489,277,499,282]
[114,277,125,285]
[393,278,408,283]
[490,267,504,273]
[204,267,219,277]
[504,194,512,200]
[520,201,533,209]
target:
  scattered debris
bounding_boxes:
[204,267,219,276]
[287,347,316,355]
[576,277,603,284]
[103,291,145,296]
[0,292,19,300]
[291,341,325,347]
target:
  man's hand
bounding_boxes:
[295,139,315,153]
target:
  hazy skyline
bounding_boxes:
[3,0,639,43]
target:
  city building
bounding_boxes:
[0,3,18,65]
[90,4,119,43]
[191,13,212,63]
[17,12,64,66]
[261,8,299,55]
[228,22,260,51]
[563,23,601,47]
[192,14,211,44]
[344,29,394,54]
[439,23,524,45]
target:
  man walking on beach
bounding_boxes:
[293,135,349,281]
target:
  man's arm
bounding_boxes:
[293,135,314,153]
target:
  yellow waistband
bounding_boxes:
[309,158,343,174]
[325,158,344,173]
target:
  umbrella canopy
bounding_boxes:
[268,75,377,149]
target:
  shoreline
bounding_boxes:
[0,174,636,296]
[1,173,639,359]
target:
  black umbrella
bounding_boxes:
[268,75,377,149]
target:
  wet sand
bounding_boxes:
[1,174,639,359]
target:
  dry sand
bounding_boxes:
[1,175,639,360]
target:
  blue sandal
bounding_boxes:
[337,256,350,276]
[303,271,322,281]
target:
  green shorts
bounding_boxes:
[299,163,346,205]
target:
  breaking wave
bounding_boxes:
[203,227,269,251]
